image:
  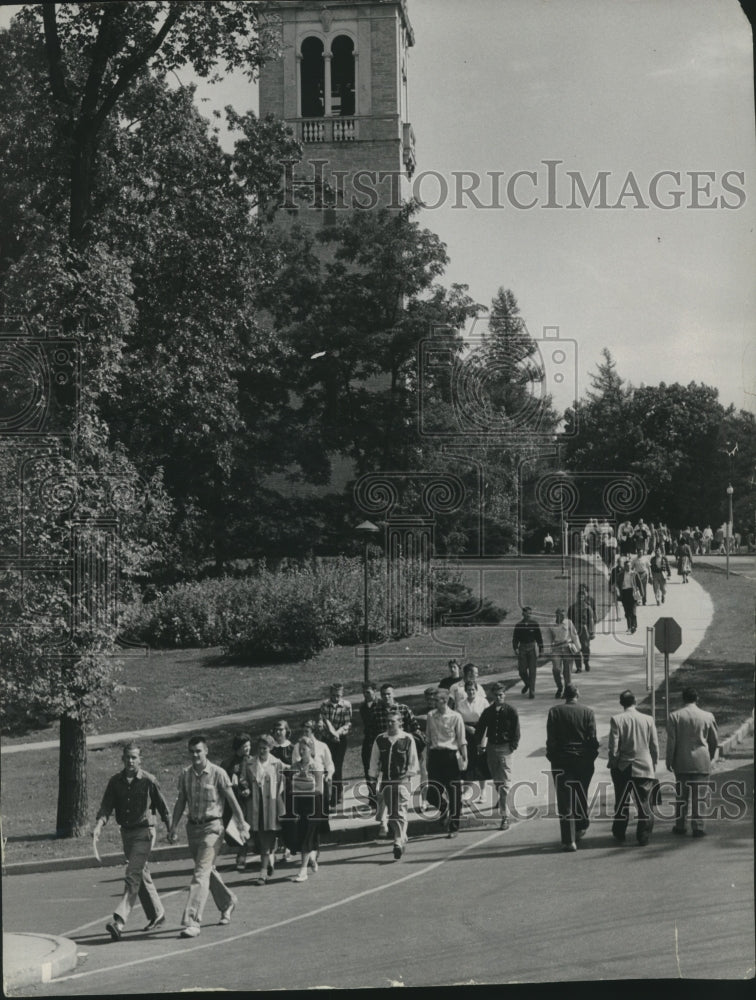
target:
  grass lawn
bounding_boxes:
[640,563,754,761]
[2,556,611,745]
[6,555,751,863]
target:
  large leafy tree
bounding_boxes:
[265,203,478,473]
[0,5,285,835]
[563,352,755,530]
[18,1,279,247]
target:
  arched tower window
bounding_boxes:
[330,35,355,116]
[301,36,325,118]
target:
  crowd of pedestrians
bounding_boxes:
[548,518,745,562]
[92,557,722,941]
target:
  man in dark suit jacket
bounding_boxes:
[546,684,599,851]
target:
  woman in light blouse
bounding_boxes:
[244,735,285,885]
[289,736,329,882]
[270,720,295,863]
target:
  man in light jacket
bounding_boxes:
[608,690,659,846]
[666,687,719,838]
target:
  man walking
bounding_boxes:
[568,589,596,673]
[366,684,419,836]
[512,606,543,698]
[550,608,580,697]
[94,743,172,941]
[368,711,419,860]
[618,558,640,634]
[650,547,671,605]
[475,683,520,831]
[168,735,250,938]
[426,688,467,838]
[666,687,719,838]
[608,691,659,846]
[546,685,599,851]
[319,682,353,808]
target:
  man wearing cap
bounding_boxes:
[546,685,599,851]
[512,606,543,698]
[94,742,172,941]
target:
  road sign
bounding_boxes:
[654,616,682,655]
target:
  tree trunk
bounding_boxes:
[69,132,96,248]
[56,713,88,837]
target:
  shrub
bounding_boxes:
[121,557,506,661]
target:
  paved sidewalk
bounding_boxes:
[5,568,715,872]
[3,571,742,989]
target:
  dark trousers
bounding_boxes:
[620,589,637,630]
[575,626,591,671]
[362,739,378,811]
[328,737,348,806]
[611,768,655,843]
[551,760,595,845]
[517,642,538,693]
[427,748,462,831]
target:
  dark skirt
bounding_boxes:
[283,791,329,854]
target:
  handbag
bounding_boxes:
[567,641,580,655]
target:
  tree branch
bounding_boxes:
[41,3,72,109]
[92,5,183,135]
[78,2,125,129]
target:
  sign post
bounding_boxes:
[645,626,655,722]
[654,617,682,727]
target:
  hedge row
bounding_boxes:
[121,557,506,662]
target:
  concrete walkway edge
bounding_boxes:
[2,932,78,991]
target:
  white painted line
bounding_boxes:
[54,829,505,983]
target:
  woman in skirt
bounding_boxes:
[244,735,285,885]
[289,736,329,883]
[675,537,693,584]
[270,720,295,863]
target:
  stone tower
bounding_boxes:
[259,0,416,219]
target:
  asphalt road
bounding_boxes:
[5,787,753,993]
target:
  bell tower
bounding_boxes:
[260,0,416,218]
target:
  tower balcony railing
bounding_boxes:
[297,117,359,143]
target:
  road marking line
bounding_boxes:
[55,829,504,983]
[674,921,682,978]
[61,890,182,937]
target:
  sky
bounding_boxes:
[2,0,754,415]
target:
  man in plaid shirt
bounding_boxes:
[319,683,353,807]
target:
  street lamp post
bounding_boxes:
[356,520,380,684]
[726,484,734,579]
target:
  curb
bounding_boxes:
[719,711,755,758]
[2,932,78,992]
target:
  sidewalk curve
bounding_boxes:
[2,932,78,992]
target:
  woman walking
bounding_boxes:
[676,537,693,584]
[270,720,295,863]
[244,736,285,885]
[289,736,329,883]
